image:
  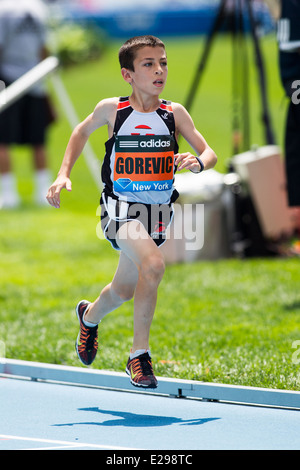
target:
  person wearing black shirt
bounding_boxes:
[277,0,300,207]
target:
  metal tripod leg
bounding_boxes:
[184,0,276,149]
[184,0,227,112]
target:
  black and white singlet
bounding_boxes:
[101,96,179,205]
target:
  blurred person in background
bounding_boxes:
[0,0,54,209]
[277,0,300,209]
[266,0,300,209]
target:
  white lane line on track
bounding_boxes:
[0,434,139,450]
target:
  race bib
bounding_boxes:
[113,135,175,192]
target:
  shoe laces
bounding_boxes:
[133,353,153,376]
[82,324,98,351]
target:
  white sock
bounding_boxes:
[0,172,20,208]
[34,169,52,204]
[130,349,151,360]
[83,307,99,328]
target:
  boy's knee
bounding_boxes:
[112,283,135,303]
[140,252,165,283]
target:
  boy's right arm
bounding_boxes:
[46,98,117,208]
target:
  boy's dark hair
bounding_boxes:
[119,35,165,71]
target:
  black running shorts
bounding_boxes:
[0,76,51,145]
[100,192,174,250]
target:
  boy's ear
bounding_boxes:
[121,67,133,84]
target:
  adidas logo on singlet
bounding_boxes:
[140,139,171,148]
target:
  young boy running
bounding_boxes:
[46,35,217,389]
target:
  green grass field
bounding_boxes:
[1,35,299,390]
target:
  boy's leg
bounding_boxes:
[82,219,164,387]
[84,250,139,324]
[85,220,165,351]
[116,220,165,352]
[115,220,164,388]
[75,251,138,366]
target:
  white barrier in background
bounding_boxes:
[0,56,101,190]
[0,57,59,113]
[50,73,101,190]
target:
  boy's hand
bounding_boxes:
[46,175,72,208]
[175,152,202,173]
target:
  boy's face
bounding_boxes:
[122,46,168,96]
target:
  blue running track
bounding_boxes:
[0,359,299,451]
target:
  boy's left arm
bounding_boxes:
[173,103,217,173]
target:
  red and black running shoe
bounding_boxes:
[75,300,98,366]
[126,351,158,389]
